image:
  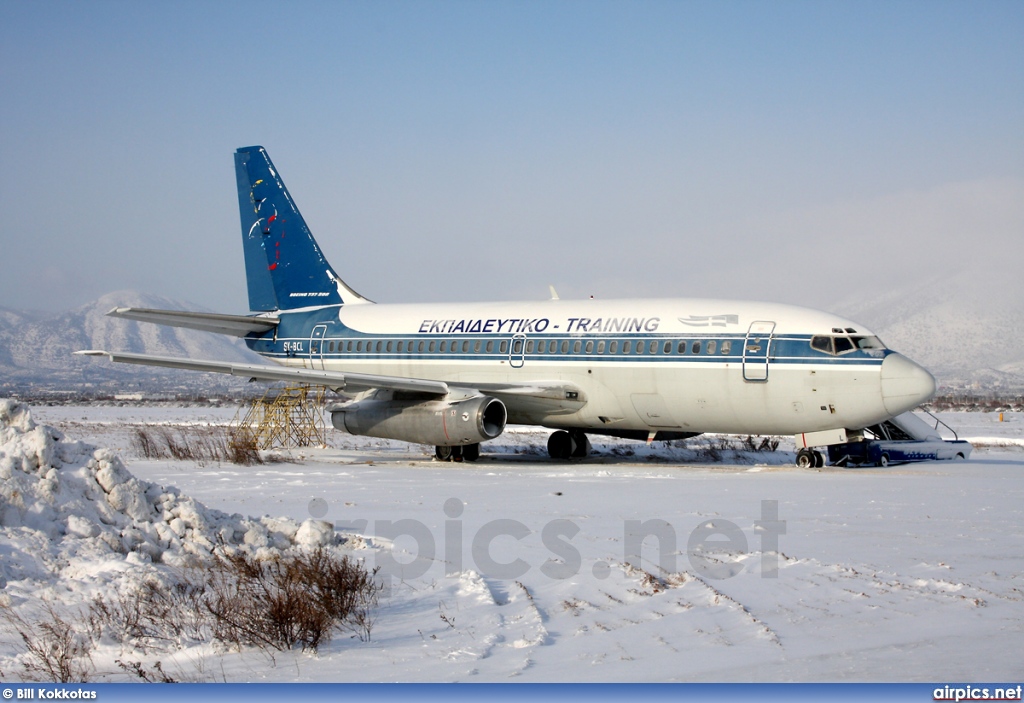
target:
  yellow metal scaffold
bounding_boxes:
[235,384,327,450]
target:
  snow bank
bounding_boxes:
[0,399,336,592]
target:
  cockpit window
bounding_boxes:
[834,336,855,354]
[852,335,885,350]
[811,334,886,356]
[811,336,833,354]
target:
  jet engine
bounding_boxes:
[330,394,507,446]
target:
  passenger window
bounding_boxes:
[486,340,494,353]
[526,340,534,353]
[474,341,481,353]
[707,340,716,355]
[721,340,731,355]
[610,340,618,354]
[356,341,363,352]
[417,341,424,353]
[585,340,593,354]
[636,341,645,355]
[691,341,701,354]
[385,341,392,353]
[649,341,658,354]
[428,341,436,353]
[663,341,671,354]
[512,339,523,354]
[499,341,508,353]
[597,340,605,354]
[561,340,569,354]
[677,341,686,354]
[376,341,383,353]
[573,340,582,354]
[623,341,632,354]
[439,341,447,353]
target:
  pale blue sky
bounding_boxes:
[2,0,1021,313]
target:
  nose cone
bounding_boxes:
[880,353,937,416]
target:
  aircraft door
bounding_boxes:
[309,324,328,370]
[509,333,526,368]
[742,320,775,382]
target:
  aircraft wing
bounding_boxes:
[75,350,588,412]
[75,350,450,395]
[106,307,279,337]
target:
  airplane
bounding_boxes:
[79,145,937,467]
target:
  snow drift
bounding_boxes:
[0,399,336,593]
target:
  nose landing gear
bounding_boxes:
[796,448,825,468]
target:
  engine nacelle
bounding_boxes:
[331,395,507,446]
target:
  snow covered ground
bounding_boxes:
[3,403,1023,682]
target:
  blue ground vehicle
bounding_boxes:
[827,411,972,467]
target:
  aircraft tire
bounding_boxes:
[813,450,825,468]
[435,445,454,461]
[879,453,890,467]
[796,449,816,468]
[463,443,481,462]
[547,431,574,460]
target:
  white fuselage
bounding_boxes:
[256,297,936,437]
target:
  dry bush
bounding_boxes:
[1,602,94,683]
[205,549,381,651]
[88,576,209,653]
[115,658,178,683]
[130,426,263,466]
[88,549,380,656]
[226,429,262,466]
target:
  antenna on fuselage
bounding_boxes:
[549,285,560,300]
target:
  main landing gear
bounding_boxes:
[434,444,481,462]
[547,430,591,460]
[796,448,825,468]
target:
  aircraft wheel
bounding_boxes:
[547,431,574,460]
[879,453,890,467]
[462,443,481,462]
[813,450,825,468]
[796,449,816,468]
[435,445,454,461]
[569,431,591,458]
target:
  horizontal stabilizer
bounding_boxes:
[75,350,450,395]
[106,307,279,337]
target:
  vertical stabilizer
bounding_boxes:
[234,146,370,311]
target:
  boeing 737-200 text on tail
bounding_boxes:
[79,146,937,466]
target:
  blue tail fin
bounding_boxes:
[234,146,370,311]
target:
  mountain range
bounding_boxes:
[0,291,262,395]
[2,283,1021,396]
[833,267,1024,392]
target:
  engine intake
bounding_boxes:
[331,395,506,446]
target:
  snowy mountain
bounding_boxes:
[833,268,1024,392]
[3,281,1020,395]
[0,291,263,393]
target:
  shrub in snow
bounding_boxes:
[0,400,380,677]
